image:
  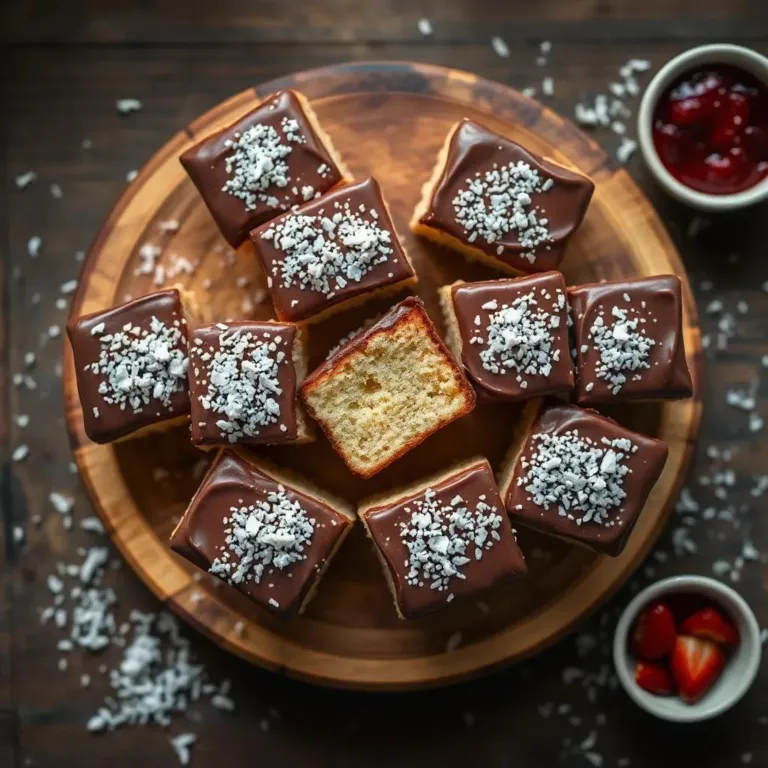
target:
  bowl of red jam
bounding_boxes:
[638,45,768,211]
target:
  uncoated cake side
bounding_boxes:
[300,297,476,477]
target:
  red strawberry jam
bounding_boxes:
[653,65,768,195]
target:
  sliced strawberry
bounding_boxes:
[630,602,677,660]
[680,606,740,647]
[671,635,726,703]
[668,97,709,127]
[634,661,675,696]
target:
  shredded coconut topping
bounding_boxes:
[221,117,305,211]
[85,315,188,414]
[518,430,637,526]
[472,287,566,383]
[261,197,393,296]
[398,489,504,593]
[209,486,315,586]
[452,161,555,262]
[191,326,287,441]
[586,297,656,394]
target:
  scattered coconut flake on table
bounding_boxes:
[16,171,37,189]
[28,236,41,257]
[616,137,637,164]
[116,98,143,115]
[35,547,236,744]
[126,170,138,183]
[417,18,433,36]
[491,36,510,58]
[542,77,554,96]
[80,517,106,535]
[170,733,197,766]
[50,183,63,199]
[49,491,74,515]
[12,444,29,462]
[571,58,651,162]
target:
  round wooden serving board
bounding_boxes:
[64,61,702,690]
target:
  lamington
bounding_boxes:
[411,119,594,275]
[67,288,196,443]
[439,271,574,402]
[180,90,349,247]
[300,296,476,477]
[497,400,668,556]
[568,275,693,405]
[188,320,312,449]
[170,449,354,617]
[359,457,527,619]
[250,177,417,324]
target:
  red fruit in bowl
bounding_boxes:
[711,91,751,149]
[671,636,726,703]
[634,661,675,696]
[702,149,749,186]
[744,126,768,160]
[727,91,750,125]
[680,606,740,647]
[631,602,677,660]
[669,96,704,126]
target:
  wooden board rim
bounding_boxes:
[63,60,702,689]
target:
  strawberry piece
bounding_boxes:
[671,635,726,703]
[634,661,675,696]
[668,97,708,127]
[630,602,677,660]
[711,91,750,149]
[680,606,740,647]
[701,149,750,187]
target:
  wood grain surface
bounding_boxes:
[3,1,768,766]
[62,61,702,688]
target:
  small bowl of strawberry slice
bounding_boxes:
[637,44,768,211]
[613,575,762,722]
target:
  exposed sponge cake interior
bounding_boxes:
[301,298,475,477]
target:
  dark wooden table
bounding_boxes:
[3,2,768,766]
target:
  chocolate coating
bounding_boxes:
[180,90,344,247]
[188,321,300,447]
[170,450,351,616]
[420,119,594,273]
[363,460,526,618]
[504,402,668,556]
[451,271,574,402]
[251,177,415,323]
[67,289,190,444]
[568,275,693,405]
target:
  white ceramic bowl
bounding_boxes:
[637,44,768,212]
[613,575,762,722]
